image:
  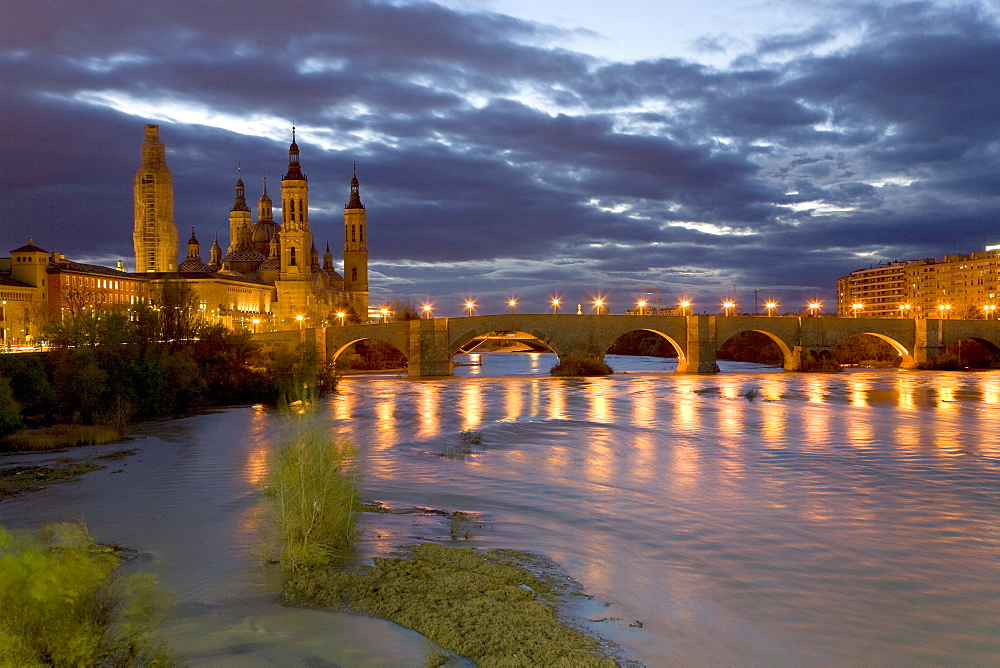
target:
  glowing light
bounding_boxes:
[551,298,561,314]
[465,301,475,317]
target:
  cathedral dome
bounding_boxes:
[251,220,280,245]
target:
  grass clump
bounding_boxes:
[742,388,760,402]
[550,355,614,377]
[0,461,103,500]
[0,522,173,666]
[1,424,123,453]
[284,543,615,668]
[261,419,359,572]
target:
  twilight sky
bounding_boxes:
[2,0,999,316]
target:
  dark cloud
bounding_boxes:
[1,0,998,314]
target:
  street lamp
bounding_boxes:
[465,301,475,317]
[251,317,260,333]
[723,301,735,317]
[938,304,951,319]
[551,298,560,315]
[336,311,346,326]
[508,299,517,314]
[296,314,304,329]
[637,299,646,316]
[422,304,432,319]
[380,307,390,322]
[679,300,691,316]
[765,301,777,317]
[899,304,911,318]
[808,302,821,317]
[851,303,863,318]
[594,298,605,315]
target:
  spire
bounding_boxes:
[232,168,250,212]
[323,241,334,269]
[188,225,198,245]
[284,126,305,181]
[257,177,273,221]
[346,163,364,209]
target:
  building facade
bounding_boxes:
[135,124,371,330]
[837,249,1000,318]
[134,125,179,273]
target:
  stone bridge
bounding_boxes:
[294,314,1000,376]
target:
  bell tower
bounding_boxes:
[133,124,179,272]
[275,128,314,326]
[343,164,369,319]
[228,169,251,253]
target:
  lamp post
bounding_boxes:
[984,304,996,320]
[938,304,951,319]
[296,314,304,330]
[637,299,646,316]
[851,303,863,318]
[899,304,911,318]
[594,298,604,315]
[380,307,390,322]
[336,311,346,326]
[765,301,777,317]
[422,304,432,319]
[252,318,260,333]
[723,301,735,317]
[465,301,475,317]
[679,300,691,317]
[551,298,560,315]
[508,299,517,314]
[808,302,820,317]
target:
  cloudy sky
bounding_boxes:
[2,0,998,316]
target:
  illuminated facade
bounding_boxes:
[135,125,370,330]
[837,249,1000,318]
[134,125,179,273]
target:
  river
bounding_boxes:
[2,352,999,666]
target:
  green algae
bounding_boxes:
[284,543,616,667]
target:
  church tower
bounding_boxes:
[228,171,251,253]
[275,129,314,326]
[343,165,369,319]
[133,124,179,272]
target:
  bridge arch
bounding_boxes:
[716,328,794,368]
[604,328,686,363]
[450,325,565,360]
[831,331,912,367]
[329,336,409,368]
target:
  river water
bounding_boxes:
[2,352,999,666]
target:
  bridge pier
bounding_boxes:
[675,315,720,374]
[407,319,453,376]
[786,345,837,371]
[901,318,945,369]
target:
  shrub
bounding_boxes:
[550,355,613,376]
[0,522,173,666]
[262,419,359,571]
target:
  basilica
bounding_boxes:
[133,124,369,330]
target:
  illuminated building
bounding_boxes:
[837,247,1000,318]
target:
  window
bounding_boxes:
[351,267,357,281]
[290,247,297,266]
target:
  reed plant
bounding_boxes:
[262,419,359,571]
[0,522,173,666]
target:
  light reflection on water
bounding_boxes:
[1,354,998,666]
[342,357,1000,666]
